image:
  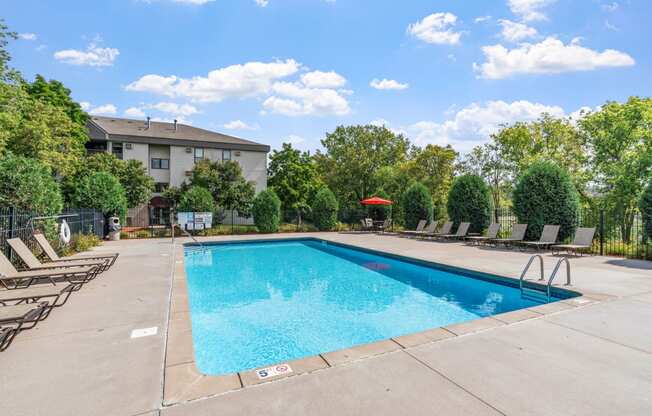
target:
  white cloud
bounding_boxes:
[474,37,635,79]
[263,80,350,116]
[407,12,462,45]
[126,59,300,102]
[300,70,346,88]
[125,107,146,118]
[407,100,565,152]
[255,0,268,6]
[370,78,409,90]
[602,2,619,12]
[605,20,619,31]
[224,120,258,130]
[369,119,390,127]
[88,104,118,115]
[18,33,37,41]
[54,42,119,67]
[498,19,538,42]
[146,102,199,116]
[172,0,214,4]
[508,0,556,22]
[474,16,492,23]
[79,101,91,111]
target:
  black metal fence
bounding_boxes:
[492,207,651,260]
[0,207,104,260]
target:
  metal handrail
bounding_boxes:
[546,257,571,300]
[519,254,545,292]
[173,223,206,251]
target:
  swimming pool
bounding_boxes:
[184,238,571,375]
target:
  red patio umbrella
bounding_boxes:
[360,196,393,205]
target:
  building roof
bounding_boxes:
[88,116,270,152]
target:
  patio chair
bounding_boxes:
[466,223,501,245]
[422,221,453,239]
[0,282,80,308]
[400,219,427,236]
[377,218,392,233]
[8,238,110,272]
[490,224,528,247]
[33,233,118,268]
[0,250,100,289]
[0,302,49,351]
[413,221,439,239]
[521,225,561,251]
[551,227,596,256]
[438,222,471,240]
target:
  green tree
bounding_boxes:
[315,125,409,221]
[268,143,321,225]
[402,182,433,230]
[513,161,580,241]
[189,159,256,217]
[178,186,214,212]
[640,179,652,242]
[64,153,154,208]
[404,144,457,218]
[447,175,493,234]
[252,189,281,233]
[458,142,511,217]
[371,164,412,226]
[69,171,128,220]
[312,187,339,231]
[580,97,652,243]
[0,153,63,214]
[0,19,19,82]
[24,75,87,126]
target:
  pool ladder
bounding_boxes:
[519,255,571,302]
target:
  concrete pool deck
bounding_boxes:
[1,232,651,415]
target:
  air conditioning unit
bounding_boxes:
[185,147,192,153]
[185,171,192,176]
[234,150,241,157]
[125,143,132,150]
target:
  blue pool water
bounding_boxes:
[184,239,567,375]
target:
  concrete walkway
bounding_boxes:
[1,233,651,415]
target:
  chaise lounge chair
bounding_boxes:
[438,222,471,240]
[8,238,110,272]
[0,302,49,351]
[377,218,392,234]
[551,227,596,256]
[521,225,560,251]
[0,251,100,289]
[33,234,118,269]
[359,218,374,232]
[466,223,501,245]
[490,224,528,247]
[0,282,80,308]
[413,221,439,239]
[422,221,453,239]
[400,219,427,237]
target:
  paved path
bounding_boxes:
[1,233,651,415]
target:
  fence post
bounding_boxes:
[599,208,605,256]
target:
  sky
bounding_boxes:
[4,0,651,154]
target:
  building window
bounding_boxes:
[194,148,204,163]
[154,182,169,193]
[112,143,123,160]
[151,158,169,169]
[222,149,231,161]
[150,207,171,226]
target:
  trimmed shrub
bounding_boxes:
[0,153,63,214]
[402,182,433,230]
[69,171,128,220]
[252,189,281,233]
[513,161,580,241]
[178,186,215,213]
[447,174,492,234]
[640,179,652,242]
[312,187,339,231]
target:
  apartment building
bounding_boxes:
[86,116,270,226]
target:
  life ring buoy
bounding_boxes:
[59,220,71,244]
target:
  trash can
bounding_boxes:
[108,216,122,241]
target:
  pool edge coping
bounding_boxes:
[163,235,613,407]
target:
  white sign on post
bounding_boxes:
[178,212,213,231]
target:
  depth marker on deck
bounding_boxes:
[256,364,293,380]
[131,327,158,338]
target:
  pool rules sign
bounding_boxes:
[178,212,213,231]
[256,364,293,380]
